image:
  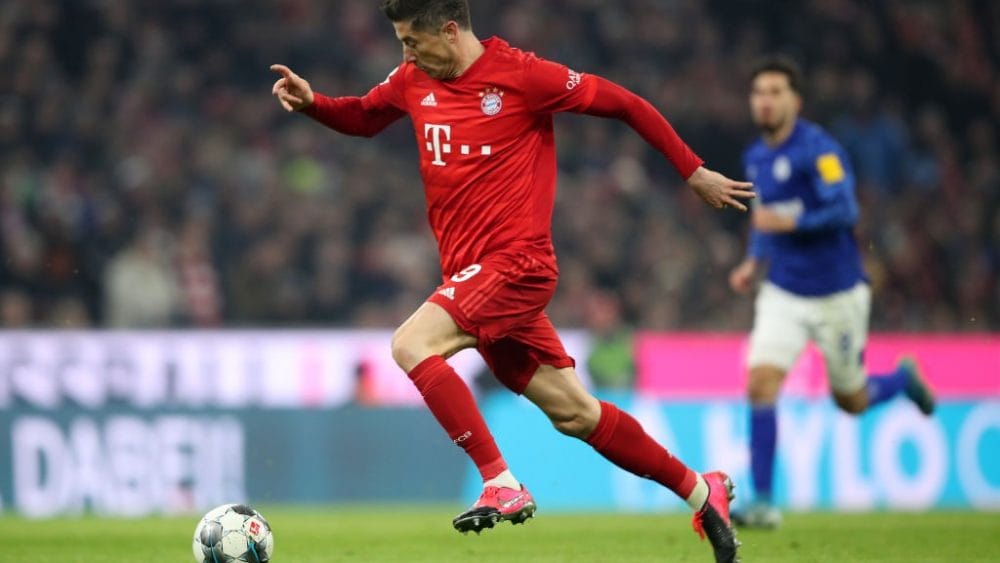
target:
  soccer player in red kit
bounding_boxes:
[272,1,752,561]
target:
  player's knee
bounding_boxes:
[547,402,600,439]
[833,392,867,415]
[551,413,592,438]
[747,367,784,404]
[390,329,423,373]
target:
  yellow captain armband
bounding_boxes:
[816,153,845,184]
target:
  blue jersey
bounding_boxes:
[743,118,866,296]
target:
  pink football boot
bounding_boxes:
[692,471,740,562]
[452,485,537,534]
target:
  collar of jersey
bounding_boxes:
[441,36,504,85]
[759,118,806,153]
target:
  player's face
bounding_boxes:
[750,72,801,133]
[393,20,461,80]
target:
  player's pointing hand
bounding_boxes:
[685,166,756,212]
[270,64,315,112]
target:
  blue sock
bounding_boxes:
[866,366,909,407]
[750,405,777,503]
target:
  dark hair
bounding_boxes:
[750,55,803,94]
[379,0,471,31]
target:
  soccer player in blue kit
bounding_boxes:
[728,56,937,528]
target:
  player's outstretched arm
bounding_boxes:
[270,64,315,111]
[687,166,756,212]
[581,76,753,210]
[269,64,405,137]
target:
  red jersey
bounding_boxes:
[366,37,597,275]
[305,37,703,277]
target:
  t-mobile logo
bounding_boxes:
[424,123,451,166]
[423,123,492,167]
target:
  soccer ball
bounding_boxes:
[192,503,274,562]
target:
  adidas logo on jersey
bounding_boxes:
[437,286,455,300]
[421,92,438,107]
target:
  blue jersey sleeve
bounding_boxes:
[795,137,858,232]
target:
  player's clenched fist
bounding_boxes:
[270,64,314,112]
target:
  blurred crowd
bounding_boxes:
[1,0,997,332]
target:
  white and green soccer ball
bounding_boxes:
[192,503,274,562]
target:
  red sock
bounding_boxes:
[586,401,698,498]
[407,356,507,481]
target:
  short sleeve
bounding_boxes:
[523,57,598,114]
[363,64,409,113]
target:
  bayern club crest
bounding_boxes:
[479,87,503,116]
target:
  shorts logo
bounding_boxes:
[437,286,456,300]
[479,87,503,116]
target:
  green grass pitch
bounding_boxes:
[2,507,997,562]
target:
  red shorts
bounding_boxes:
[427,248,575,393]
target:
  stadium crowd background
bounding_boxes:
[1,0,996,335]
